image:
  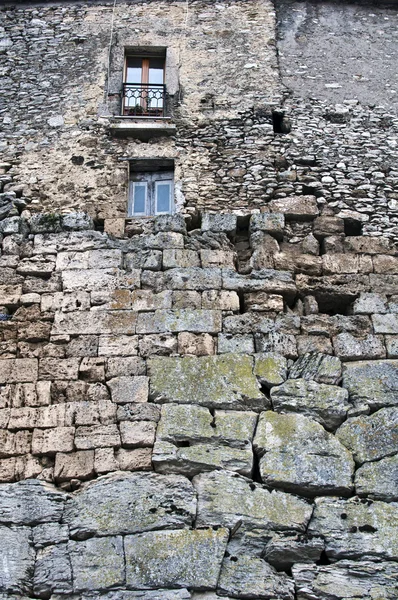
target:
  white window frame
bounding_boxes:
[128,170,174,217]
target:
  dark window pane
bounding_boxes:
[148,58,164,85]
[126,57,142,83]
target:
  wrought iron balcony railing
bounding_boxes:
[122,83,167,118]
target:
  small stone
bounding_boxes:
[289,353,342,384]
[253,352,288,387]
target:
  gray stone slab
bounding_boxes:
[136,310,222,334]
[70,536,125,592]
[288,352,342,385]
[0,480,65,525]
[0,526,34,593]
[64,472,196,538]
[125,528,228,590]
[33,543,72,596]
[355,454,398,501]
[342,360,398,413]
[148,354,267,411]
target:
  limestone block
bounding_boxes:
[116,448,152,471]
[17,256,56,277]
[0,358,38,383]
[120,421,156,448]
[355,454,398,501]
[108,376,149,404]
[0,430,31,457]
[249,212,285,239]
[98,334,138,357]
[254,412,354,496]
[32,427,75,455]
[125,250,162,271]
[172,291,202,309]
[271,379,349,430]
[136,232,184,250]
[125,528,229,590]
[217,333,254,354]
[313,216,344,238]
[70,536,125,592]
[32,523,69,548]
[117,403,160,423]
[0,285,22,306]
[194,470,312,532]
[369,274,398,295]
[244,292,284,312]
[91,289,131,310]
[254,332,298,359]
[373,254,398,274]
[62,212,94,231]
[308,496,398,560]
[64,472,196,537]
[54,450,95,481]
[74,424,120,450]
[154,214,186,234]
[0,479,65,524]
[289,352,342,384]
[136,310,222,335]
[164,268,222,291]
[268,195,318,220]
[372,313,398,334]
[336,407,398,464]
[264,533,324,571]
[296,274,369,299]
[200,250,235,269]
[153,440,253,477]
[342,360,398,412]
[202,290,239,311]
[0,457,16,482]
[0,526,34,593]
[62,268,140,292]
[66,335,99,358]
[333,333,386,361]
[131,290,172,312]
[222,268,296,300]
[163,249,200,269]
[322,253,373,275]
[218,554,294,600]
[201,213,237,235]
[106,356,146,378]
[148,354,266,411]
[254,352,288,387]
[178,332,216,355]
[138,334,178,357]
[33,543,73,596]
[56,249,121,271]
[386,335,398,358]
[94,447,118,474]
[344,235,394,255]
[39,357,80,380]
[53,310,137,335]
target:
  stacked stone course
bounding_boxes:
[0,207,398,597]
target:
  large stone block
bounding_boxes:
[163,268,222,291]
[268,195,318,220]
[342,360,398,412]
[39,357,80,380]
[222,269,296,301]
[163,249,200,269]
[336,407,398,464]
[70,536,125,592]
[270,379,350,430]
[56,249,122,270]
[53,310,137,335]
[288,352,342,384]
[308,497,398,560]
[125,250,163,271]
[355,454,398,501]
[201,213,237,235]
[254,352,288,387]
[62,268,139,292]
[136,310,222,334]
[254,412,354,496]
[333,333,386,361]
[372,313,398,334]
[64,472,196,537]
[33,543,73,596]
[125,528,228,590]
[32,427,75,455]
[293,560,398,600]
[249,212,285,239]
[0,479,64,525]
[0,526,34,593]
[148,354,266,411]
[194,470,312,532]
[108,376,149,404]
[74,424,120,450]
[0,359,38,384]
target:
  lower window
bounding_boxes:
[128,161,174,217]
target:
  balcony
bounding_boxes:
[108,83,176,140]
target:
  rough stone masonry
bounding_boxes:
[1,0,398,598]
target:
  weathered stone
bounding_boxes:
[254,352,288,387]
[163,249,200,269]
[117,403,161,423]
[131,290,172,312]
[136,310,222,334]
[254,412,354,496]
[98,335,138,357]
[200,249,235,269]
[244,292,284,312]
[116,447,152,471]
[178,332,216,356]
[154,214,186,234]
[202,290,239,311]
[372,313,398,334]
[125,250,163,271]
[352,292,388,315]
[313,216,344,238]
[172,290,202,309]
[289,352,342,384]
[32,427,75,455]
[61,212,94,231]
[32,523,69,548]
[108,376,149,404]
[56,249,121,271]
[33,543,73,596]
[74,424,120,450]
[164,268,221,291]
[54,450,95,481]
[202,213,237,235]
[106,356,146,378]
[355,454,398,501]
[308,496,398,560]
[120,421,157,448]
[222,269,296,301]
[386,335,398,358]
[333,333,386,361]
[125,528,229,590]
[138,334,178,357]
[254,332,298,359]
[264,533,324,571]
[70,536,125,591]
[0,526,34,593]
[194,470,312,532]
[64,472,196,537]
[148,354,267,411]
[322,253,373,275]
[269,196,318,220]
[53,310,137,335]
[342,360,398,412]
[336,407,398,464]
[0,359,38,384]
[217,333,254,354]
[293,560,398,600]
[249,212,285,239]
[270,379,350,430]
[0,479,64,525]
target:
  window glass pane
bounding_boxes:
[148,58,164,84]
[126,57,142,83]
[156,182,171,213]
[133,183,146,214]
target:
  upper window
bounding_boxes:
[123,54,166,117]
[128,160,174,217]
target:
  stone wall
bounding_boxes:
[1,209,398,597]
